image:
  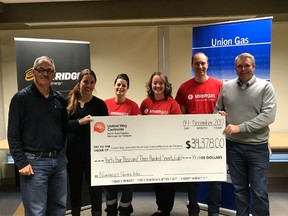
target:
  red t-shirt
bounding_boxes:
[175,77,223,114]
[140,97,182,115]
[105,98,140,116]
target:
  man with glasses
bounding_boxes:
[8,56,68,216]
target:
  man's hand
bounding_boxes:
[223,124,240,135]
[19,164,34,176]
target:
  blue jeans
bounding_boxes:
[20,149,67,216]
[187,182,221,215]
[227,140,270,216]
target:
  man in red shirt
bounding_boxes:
[175,52,223,216]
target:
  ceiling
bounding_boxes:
[1,0,91,3]
[0,0,288,30]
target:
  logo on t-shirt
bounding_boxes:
[195,94,216,99]
[188,94,193,100]
[110,111,128,116]
[94,122,105,133]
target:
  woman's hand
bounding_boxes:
[78,115,93,125]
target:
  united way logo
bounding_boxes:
[94,122,105,133]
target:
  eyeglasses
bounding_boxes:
[34,68,55,74]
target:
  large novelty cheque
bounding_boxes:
[90,114,226,186]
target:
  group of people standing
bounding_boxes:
[7,51,276,216]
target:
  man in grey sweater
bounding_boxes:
[214,52,276,216]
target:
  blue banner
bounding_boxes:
[192,18,272,212]
[192,18,272,80]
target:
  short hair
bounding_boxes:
[33,56,56,71]
[192,52,208,65]
[235,53,256,68]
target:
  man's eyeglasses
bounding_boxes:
[34,68,55,74]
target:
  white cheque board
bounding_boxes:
[90,114,226,186]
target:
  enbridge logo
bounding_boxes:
[54,72,79,80]
[25,68,34,81]
[24,68,80,82]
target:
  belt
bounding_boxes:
[25,150,58,158]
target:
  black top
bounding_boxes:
[8,82,68,169]
[66,96,108,151]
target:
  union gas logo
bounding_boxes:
[187,94,193,100]
[25,68,34,81]
[94,122,106,133]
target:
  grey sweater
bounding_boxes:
[214,75,277,144]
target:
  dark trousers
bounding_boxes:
[104,185,133,205]
[187,182,221,215]
[104,185,134,215]
[67,149,102,212]
[154,183,175,213]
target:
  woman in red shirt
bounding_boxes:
[140,72,182,216]
[104,73,140,216]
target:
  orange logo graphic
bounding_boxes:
[25,68,34,81]
[94,122,105,133]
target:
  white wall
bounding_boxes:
[1,21,287,137]
[0,26,158,135]
[270,22,288,133]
